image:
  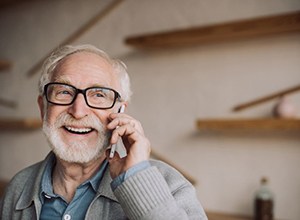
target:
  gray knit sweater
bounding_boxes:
[0,152,207,220]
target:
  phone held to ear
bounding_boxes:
[109,105,126,158]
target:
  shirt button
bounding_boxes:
[64,214,71,220]
[44,194,51,199]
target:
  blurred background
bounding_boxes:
[0,0,300,219]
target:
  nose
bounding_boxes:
[67,93,90,119]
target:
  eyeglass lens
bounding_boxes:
[45,83,118,109]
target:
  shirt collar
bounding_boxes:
[88,159,108,191]
[40,155,109,202]
[40,153,56,200]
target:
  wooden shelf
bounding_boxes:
[125,11,300,48]
[0,60,11,71]
[206,211,283,220]
[0,118,42,130]
[196,118,300,131]
[206,211,252,220]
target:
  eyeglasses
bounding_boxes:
[44,82,121,109]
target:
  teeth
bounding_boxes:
[65,126,92,133]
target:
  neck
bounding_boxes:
[52,153,106,203]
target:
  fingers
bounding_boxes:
[106,112,151,177]
[110,125,132,144]
[107,113,150,154]
[108,113,142,131]
[107,113,144,144]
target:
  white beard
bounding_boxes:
[42,112,111,163]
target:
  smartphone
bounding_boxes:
[109,105,125,158]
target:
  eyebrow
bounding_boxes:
[52,74,68,82]
[53,77,71,85]
[52,77,110,89]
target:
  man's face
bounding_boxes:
[39,52,122,163]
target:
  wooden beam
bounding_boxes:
[125,11,300,48]
[0,98,17,108]
[233,84,300,112]
[0,118,42,130]
[196,118,300,131]
[151,149,197,185]
[27,0,124,77]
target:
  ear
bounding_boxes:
[37,95,45,119]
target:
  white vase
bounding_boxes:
[273,96,297,118]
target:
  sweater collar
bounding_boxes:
[15,152,118,212]
[95,162,118,202]
[15,152,53,213]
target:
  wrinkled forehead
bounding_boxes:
[51,52,121,90]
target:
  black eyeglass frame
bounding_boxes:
[44,82,122,110]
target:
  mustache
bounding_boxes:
[52,112,104,132]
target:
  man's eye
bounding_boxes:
[63,90,71,94]
[54,89,74,99]
[58,90,71,95]
[89,89,106,97]
[94,92,105,98]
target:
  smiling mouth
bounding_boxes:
[64,126,94,135]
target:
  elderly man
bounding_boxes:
[0,44,207,220]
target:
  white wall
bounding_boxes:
[1,0,300,219]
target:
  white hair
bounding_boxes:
[38,44,132,101]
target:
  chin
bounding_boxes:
[52,143,104,163]
[44,125,110,164]
[42,111,111,163]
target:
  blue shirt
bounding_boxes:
[39,155,108,220]
[39,154,150,220]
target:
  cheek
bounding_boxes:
[45,106,67,124]
[93,110,113,126]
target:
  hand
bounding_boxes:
[106,112,151,179]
